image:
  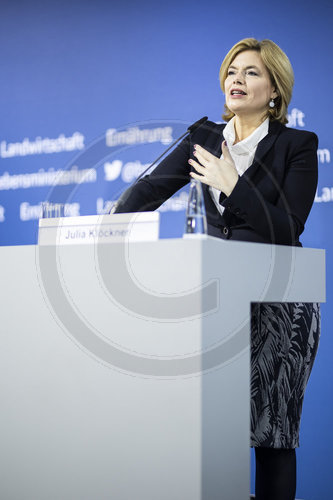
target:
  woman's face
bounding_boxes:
[224,50,277,120]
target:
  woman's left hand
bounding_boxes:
[189,141,239,196]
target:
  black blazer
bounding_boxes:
[114,119,318,246]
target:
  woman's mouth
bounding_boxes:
[230,89,247,97]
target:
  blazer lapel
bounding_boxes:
[243,120,284,180]
[203,120,284,185]
[201,120,284,218]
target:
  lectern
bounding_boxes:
[0,219,325,499]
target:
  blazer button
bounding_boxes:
[223,226,229,237]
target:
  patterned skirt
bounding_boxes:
[250,302,320,449]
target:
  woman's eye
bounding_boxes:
[247,70,258,76]
[227,70,235,76]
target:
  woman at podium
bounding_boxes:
[113,38,320,500]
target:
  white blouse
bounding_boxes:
[210,117,269,215]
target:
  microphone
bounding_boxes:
[110,117,208,214]
[187,116,208,133]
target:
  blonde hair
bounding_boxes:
[219,38,294,124]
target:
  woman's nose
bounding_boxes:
[233,73,244,84]
[233,71,244,84]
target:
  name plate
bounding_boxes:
[38,212,160,245]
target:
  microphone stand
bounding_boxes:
[110,117,208,214]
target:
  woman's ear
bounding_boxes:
[271,87,278,99]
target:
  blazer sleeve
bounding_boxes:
[113,135,192,213]
[221,131,318,245]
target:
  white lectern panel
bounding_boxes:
[0,237,325,499]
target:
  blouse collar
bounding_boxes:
[223,116,269,156]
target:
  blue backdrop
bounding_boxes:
[1,0,332,497]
